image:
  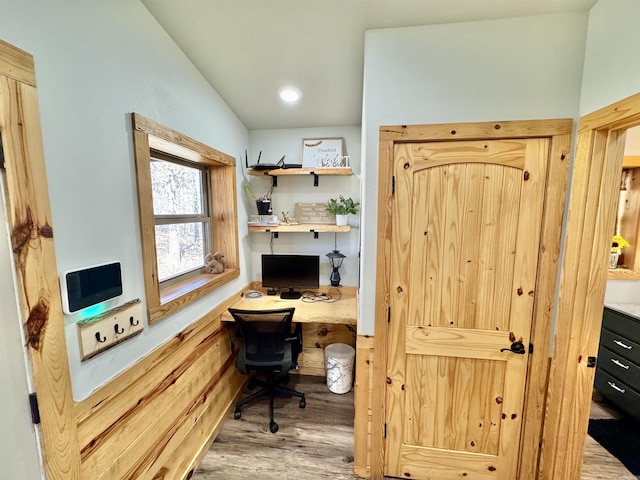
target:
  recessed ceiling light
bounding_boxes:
[278,86,302,103]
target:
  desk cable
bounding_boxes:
[300,288,342,303]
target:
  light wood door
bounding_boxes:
[385,138,550,479]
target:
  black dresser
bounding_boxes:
[594,305,640,421]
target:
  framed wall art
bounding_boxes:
[301,137,347,168]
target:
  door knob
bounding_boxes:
[500,341,526,354]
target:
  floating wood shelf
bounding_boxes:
[248,224,351,233]
[248,167,352,176]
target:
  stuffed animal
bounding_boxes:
[204,251,225,274]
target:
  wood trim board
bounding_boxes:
[540,92,640,480]
[0,45,81,479]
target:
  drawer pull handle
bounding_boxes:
[613,339,633,350]
[611,358,630,369]
[607,381,626,394]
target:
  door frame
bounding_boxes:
[539,92,640,479]
[371,119,573,479]
[0,39,80,478]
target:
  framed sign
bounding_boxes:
[301,137,347,168]
[294,202,334,224]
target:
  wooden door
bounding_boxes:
[385,138,550,479]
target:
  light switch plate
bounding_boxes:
[77,299,144,361]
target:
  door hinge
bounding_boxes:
[391,176,395,195]
[384,423,387,438]
[0,132,5,170]
[587,356,597,368]
[29,393,40,424]
[529,343,534,354]
[387,306,391,323]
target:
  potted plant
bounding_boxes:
[245,183,273,215]
[326,195,360,226]
[610,234,630,269]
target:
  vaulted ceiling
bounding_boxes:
[141,0,598,130]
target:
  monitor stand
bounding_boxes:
[280,288,302,300]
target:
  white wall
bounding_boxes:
[248,127,361,288]
[579,0,640,116]
[0,0,250,400]
[579,0,640,304]
[360,13,588,334]
[0,184,43,478]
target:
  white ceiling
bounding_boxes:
[141,0,598,131]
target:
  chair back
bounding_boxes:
[228,308,297,374]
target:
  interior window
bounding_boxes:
[150,153,211,283]
[132,113,239,323]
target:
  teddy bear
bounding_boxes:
[204,251,225,274]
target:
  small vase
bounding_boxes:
[335,214,348,226]
[609,252,619,269]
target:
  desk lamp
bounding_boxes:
[326,234,346,287]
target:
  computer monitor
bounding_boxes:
[261,254,320,299]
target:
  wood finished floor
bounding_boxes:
[193,375,355,480]
[193,376,634,479]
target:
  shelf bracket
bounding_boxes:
[271,176,278,187]
[311,230,318,239]
[312,173,319,187]
[271,231,278,240]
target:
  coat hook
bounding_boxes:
[129,316,139,326]
[95,331,107,343]
[114,323,124,335]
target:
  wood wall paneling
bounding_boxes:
[354,335,375,478]
[296,323,356,376]
[75,294,246,480]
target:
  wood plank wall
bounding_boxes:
[354,335,375,478]
[297,323,357,376]
[74,292,246,480]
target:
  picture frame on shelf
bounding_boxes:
[301,137,348,168]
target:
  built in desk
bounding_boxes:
[221,286,358,376]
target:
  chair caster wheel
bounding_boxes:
[234,409,241,420]
[299,397,306,409]
[270,421,279,433]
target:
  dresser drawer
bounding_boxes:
[603,308,640,344]
[599,328,640,365]
[594,369,640,421]
[597,346,640,387]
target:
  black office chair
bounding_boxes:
[229,307,306,433]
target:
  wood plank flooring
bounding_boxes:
[193,376,635,479]
[193,375,355,479]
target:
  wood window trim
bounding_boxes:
[132,113,239,324]
[608,163,640,280]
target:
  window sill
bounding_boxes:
[607,268,640,281]
[148,268,240,324]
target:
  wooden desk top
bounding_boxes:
[221,288,357,326]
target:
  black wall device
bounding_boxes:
[61,261,123,314]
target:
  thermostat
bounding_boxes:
[60,261,123,314]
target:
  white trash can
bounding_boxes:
[325,343,355,394]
